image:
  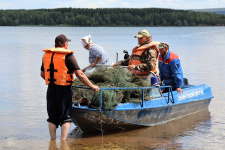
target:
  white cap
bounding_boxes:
[81,35,92,47]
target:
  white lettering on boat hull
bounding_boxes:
[178,90,204,101]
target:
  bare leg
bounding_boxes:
[60,140,70,149]
[61,122,71,140]
[48,139,58,150]
[48,122,57,140]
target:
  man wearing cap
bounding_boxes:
[158,42,183,93]
[40,34,100,140]
[116,29,160,81]
[81,35,113,73]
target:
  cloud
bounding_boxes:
[0,2,13,9]
[121,2,131,8]
[108,0,118,3]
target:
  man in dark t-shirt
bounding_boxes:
[40,34,100,140]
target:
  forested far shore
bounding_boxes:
[1,8,225,26]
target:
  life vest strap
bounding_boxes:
[131,55,141,61]
[48,79,56,82]
[47,68,57,72]
[66,74,74,84]
[48,52,58,83]
[138,74,149,76]
[67,71,73,74]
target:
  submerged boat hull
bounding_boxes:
[72,84,213,133]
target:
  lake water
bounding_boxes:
[0,26,224,149]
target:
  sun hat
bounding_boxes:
[81,35,92,47]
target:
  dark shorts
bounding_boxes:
[46,83,73,128]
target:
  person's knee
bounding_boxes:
[47,119,60,128]
[60,119,72,127]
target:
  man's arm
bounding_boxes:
[40,71,45,80]
[67,54,99,92]
[170,59,183,93]
[158,61,164,85]
[90,57,101,67]
[117,58,129,66]
[40,61,45,80]
[74,70,100,92]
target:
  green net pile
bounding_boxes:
[72,66,153,110]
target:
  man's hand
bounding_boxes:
[128,65,136,70]
[89,63,96,68]
[176,88,183,93]
[82,68,87,72]
[74,70,100,92]
[91,85,100,92]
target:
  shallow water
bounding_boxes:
[0,26,224,149]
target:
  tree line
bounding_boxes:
[1,8,225,26]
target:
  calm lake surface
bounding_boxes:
[0,26,224,149]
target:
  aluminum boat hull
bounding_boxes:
[72,84,213,133]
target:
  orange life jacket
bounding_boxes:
[129,42,160,78]
[42,47,75,86]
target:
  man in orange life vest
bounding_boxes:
[116,29,160,82]
[40,34,100,140]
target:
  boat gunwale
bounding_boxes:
[72,84,213,111]
[72,97,213,111]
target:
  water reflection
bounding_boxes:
[48,140,70,150]
[67,110,211,149]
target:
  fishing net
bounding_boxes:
[72,66,155,110]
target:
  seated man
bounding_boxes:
[158,42,183,93]
[115,29,160,83]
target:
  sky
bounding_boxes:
[0,0,224,10]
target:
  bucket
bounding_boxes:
[151,77,159,85]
